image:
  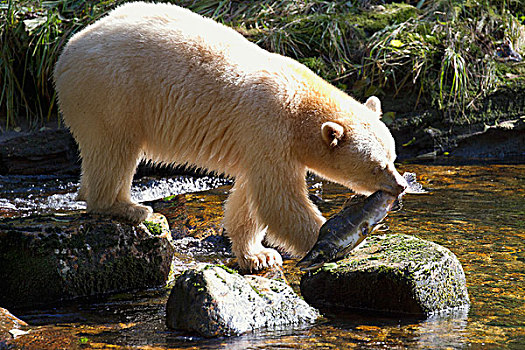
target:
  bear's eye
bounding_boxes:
[372,163,386,176]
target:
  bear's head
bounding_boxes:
[300,95,407,196]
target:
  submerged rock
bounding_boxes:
[0,213,174,308]
[148,185,230,239]
[166,264,319,337]
[300,234,469,316]
[0,307,29,345]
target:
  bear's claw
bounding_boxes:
[240,247,283,272]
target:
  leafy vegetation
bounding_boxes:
[1,0,523,130]
[0,0,120,130]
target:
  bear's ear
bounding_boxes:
[321,122,345,148]
[365,96,382,114]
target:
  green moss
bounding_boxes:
[345,3,419,34]
[298,57,330,77]
[321,262,339,271]
[334,234,445,274]
[250,284,265,299]
[143,221,164,236]
[217,264,238,275]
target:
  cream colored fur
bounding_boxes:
[54,2,406,271]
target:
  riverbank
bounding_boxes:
[2,0,524,134]
[1,90,523,177]
[390,85,525,164]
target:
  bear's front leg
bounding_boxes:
[245,169,326,258]
[224,180,283,271]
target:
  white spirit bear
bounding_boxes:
[54,2,407,271]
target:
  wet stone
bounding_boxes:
[300,234,470,317]
[0,213,174,308]
[169,235,234,279]
[166,264,319,337]
[0,128,79,175]
[0,307,29,345]
[148,185,230,240]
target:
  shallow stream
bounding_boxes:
[1,164,523,349]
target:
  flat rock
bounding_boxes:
[166,264,319,337]
[300,234,469,316]
[0,213,174,308]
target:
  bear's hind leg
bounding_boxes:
[113,154,153,223]
[224,180,283,271]
[76,177,88,202]
[80,139,151,224]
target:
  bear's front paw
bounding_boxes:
[239,247,283,272]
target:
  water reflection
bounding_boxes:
[2,165,525,349]
[414,307,469,349]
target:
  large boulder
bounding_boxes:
[0,213,174,308]
[166,264,319,337]
[300,234,469,316]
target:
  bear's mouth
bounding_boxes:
[345,180,375,196]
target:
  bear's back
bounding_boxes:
[58,2,273,79]
[54,2,299,176]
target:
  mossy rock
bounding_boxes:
[300,234,469,317]
[0,213,174,308]
[166,264,319,337]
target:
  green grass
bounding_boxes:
[1,0,523,130]
[358,1,524,117]
[0,0,121,131]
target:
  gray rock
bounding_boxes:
[449,117,525,160]
[168,236,234,279]
[0,129,79,175]
[166,264,319,337]
[0,213,174,308]
[300,234,469,316]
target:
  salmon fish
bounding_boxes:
[297,172,425,271]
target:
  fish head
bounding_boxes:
[296,242,339,272]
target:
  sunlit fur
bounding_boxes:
[54,2,405,271]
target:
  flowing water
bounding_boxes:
[1,164,524,349]
[0,174,232,217]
